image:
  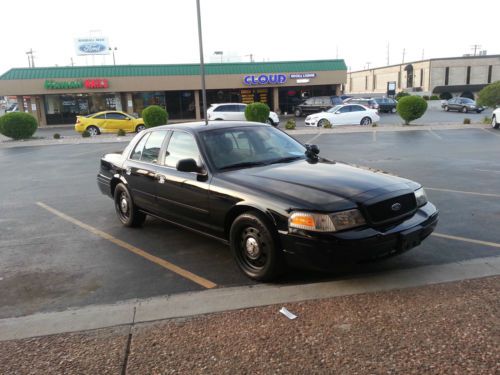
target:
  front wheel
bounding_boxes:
[461,106,468,113]
[229,212,284,281]
[87,125,100,136]
[361,117,372,126]
[135,124,146,132]
[294,108,302,117]
[391,107,397,113]
[114,183,146,227]
[444,105,449,112]
[492,116,499,129]
[318,118,328,127]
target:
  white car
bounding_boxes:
[491,108,500,129]
[305,104,380,127]
[207,103,280,126]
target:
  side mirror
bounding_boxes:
[335,110,341,114]
[305,144,320,159]
[176,158,204,174]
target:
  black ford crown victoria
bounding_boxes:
[97,122,438,281]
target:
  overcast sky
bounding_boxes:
[1,0,498,75]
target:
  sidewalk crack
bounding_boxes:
[121,306,136,375]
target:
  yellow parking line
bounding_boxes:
[36,202,217,289]
[432,232,500,249]
[425,187,500,198]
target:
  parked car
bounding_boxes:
[207,103,280,126]
[442,97,484,113]
[293,96,344,117]
[98,122,438,280]
[492,108,500,129]
[5,103,19,113]
[74,111,145,136]
[374,98,398,113]
[305,104,380,127]
[344,98,380,111]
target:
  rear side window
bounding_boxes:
[141,131,168,163]
[106,112,128,120]
[351,105,366,112]
[94,114,106,119]
[338,106,351,113]
[214,105,229,112]
[130,133,151,161]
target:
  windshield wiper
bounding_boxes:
[219,161,269,170]
[268,156,304,164]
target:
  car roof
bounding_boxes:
[149,121,270,133]
[91,110,129,116]
[210,103,246,106]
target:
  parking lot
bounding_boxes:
[1,126,500,319]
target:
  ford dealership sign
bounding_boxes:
[75,37,110,56]
[244,74,287,85]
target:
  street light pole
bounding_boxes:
[109,47,117,65]
[196,0,208,125]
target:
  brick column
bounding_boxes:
[125,93,134,115]
[194,90,201,120]
[37,96,47,127]
[272,88,280,114]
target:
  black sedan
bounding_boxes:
[442,97,484,113]
[97,122,438,281]
[374,98,398,113]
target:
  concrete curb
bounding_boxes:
[1,255,499,341]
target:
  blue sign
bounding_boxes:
[79,43,107,54]
[290,73,316,79]
[244,74,287,85]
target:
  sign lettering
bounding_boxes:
[243,74,287,86]
[44,79,109,90]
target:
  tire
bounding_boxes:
[461,106,468,113]
[391,107,397,113]
[135,124,146,132]
[114,183,146,227]
[444,105,449,112]
[229,212,284,281]
[294,108,302,117]
[214,118,223,121]
[492,116,500,129]
[87,125,100,136]
[318,119,327,127]
[360,117,372,126]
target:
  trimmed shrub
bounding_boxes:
[397,96,428,125]
[0,112,38,140]
[430,95,440,100]
[117,129,126,136]
[463,118,471,124]
[395,91,410,100]
[53,133,61,139]
[82,130,91,138]
[422,95,430,100]
[244,102,270,123]
[285,119,296,130]
[483,116,491,124]
[322,119,332,128]
[142,105,168,128]
[477,81,500,108]
[439,92,452,100]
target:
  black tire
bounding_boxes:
[294,108,302,117]
[214,118,223,121]
[318,118,328,127]
[493,116,500,129]
[87,125,100,136]
[114,183,146,227]
[229,212,284,281]
[135,124,146,132]
[391,107,397,113]
[444,105,449,112]
[461,106,468,113]
[360,117,372,126]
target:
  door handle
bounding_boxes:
[155,173,167,184]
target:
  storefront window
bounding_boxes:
[278,85,337,114]
[132,92,166,117]
[44,93,122,125]
[165,91,195,120]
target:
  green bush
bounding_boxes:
[117,129,126,136]
[322,119,332,128]
[395,91,410,100]
[422,95,430,100]
[0,112,38,140]
[483,116,491,124]
[82,130,91,138]
[142,105,168,128]
[463,118,471,124]
[439,92,452,100]
[244,102,270,123]
[430,95,440,100]
[53,133,61,139]
[477,81,500,107]
[397,96,428,125]
[285,119,296,130]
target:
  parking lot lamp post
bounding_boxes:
[196,0,208,125]
[109,47,117,65]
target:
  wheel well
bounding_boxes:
[224,205,276,240]
[110,178,121,198]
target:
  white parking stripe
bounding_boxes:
[428,129,442,139]
[426,187,500,198]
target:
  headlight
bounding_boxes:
[414,187,427,207]
[289,209,366,232]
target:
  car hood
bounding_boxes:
[220,159,419,211]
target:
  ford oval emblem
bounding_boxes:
[391,202,402,212]
[79,43,107,53]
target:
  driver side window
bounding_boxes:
[164,131,200,168]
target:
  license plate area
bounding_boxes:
[398,227,422,251]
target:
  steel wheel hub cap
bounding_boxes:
[120,198,128,214]
[245,237,260,259]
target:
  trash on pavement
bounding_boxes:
[279,307,297,320]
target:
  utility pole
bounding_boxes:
[365,62,371,70]
[402,48,405,64]
[109,47,117,65]
[471,44,481,56]
[196,0,208,125]
[26,49,35,68]
[386,42,390,65]
[70,57,74,66]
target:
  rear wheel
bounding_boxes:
[361,117,372,126]
[135,124,146,132]
[294,108,302,117]
[229,212,284,281]
[87,125,100,136]
[391,107,397,113]
[492,116,499,129]
[114,183,146,227]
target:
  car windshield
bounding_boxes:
[326,105,342,113]
[200,126,306,170]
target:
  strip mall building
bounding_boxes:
[0,60,346,126]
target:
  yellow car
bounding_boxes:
[75,111,146,136]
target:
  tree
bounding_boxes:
[244,102,270,123]
[397,96,428,125]
[142,105,168,128]
[477,81,500,108]
[0,112,38,139]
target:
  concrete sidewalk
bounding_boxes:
[0,275,498,374]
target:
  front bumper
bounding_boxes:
[305,118,319,127]
[280,202,438,270]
